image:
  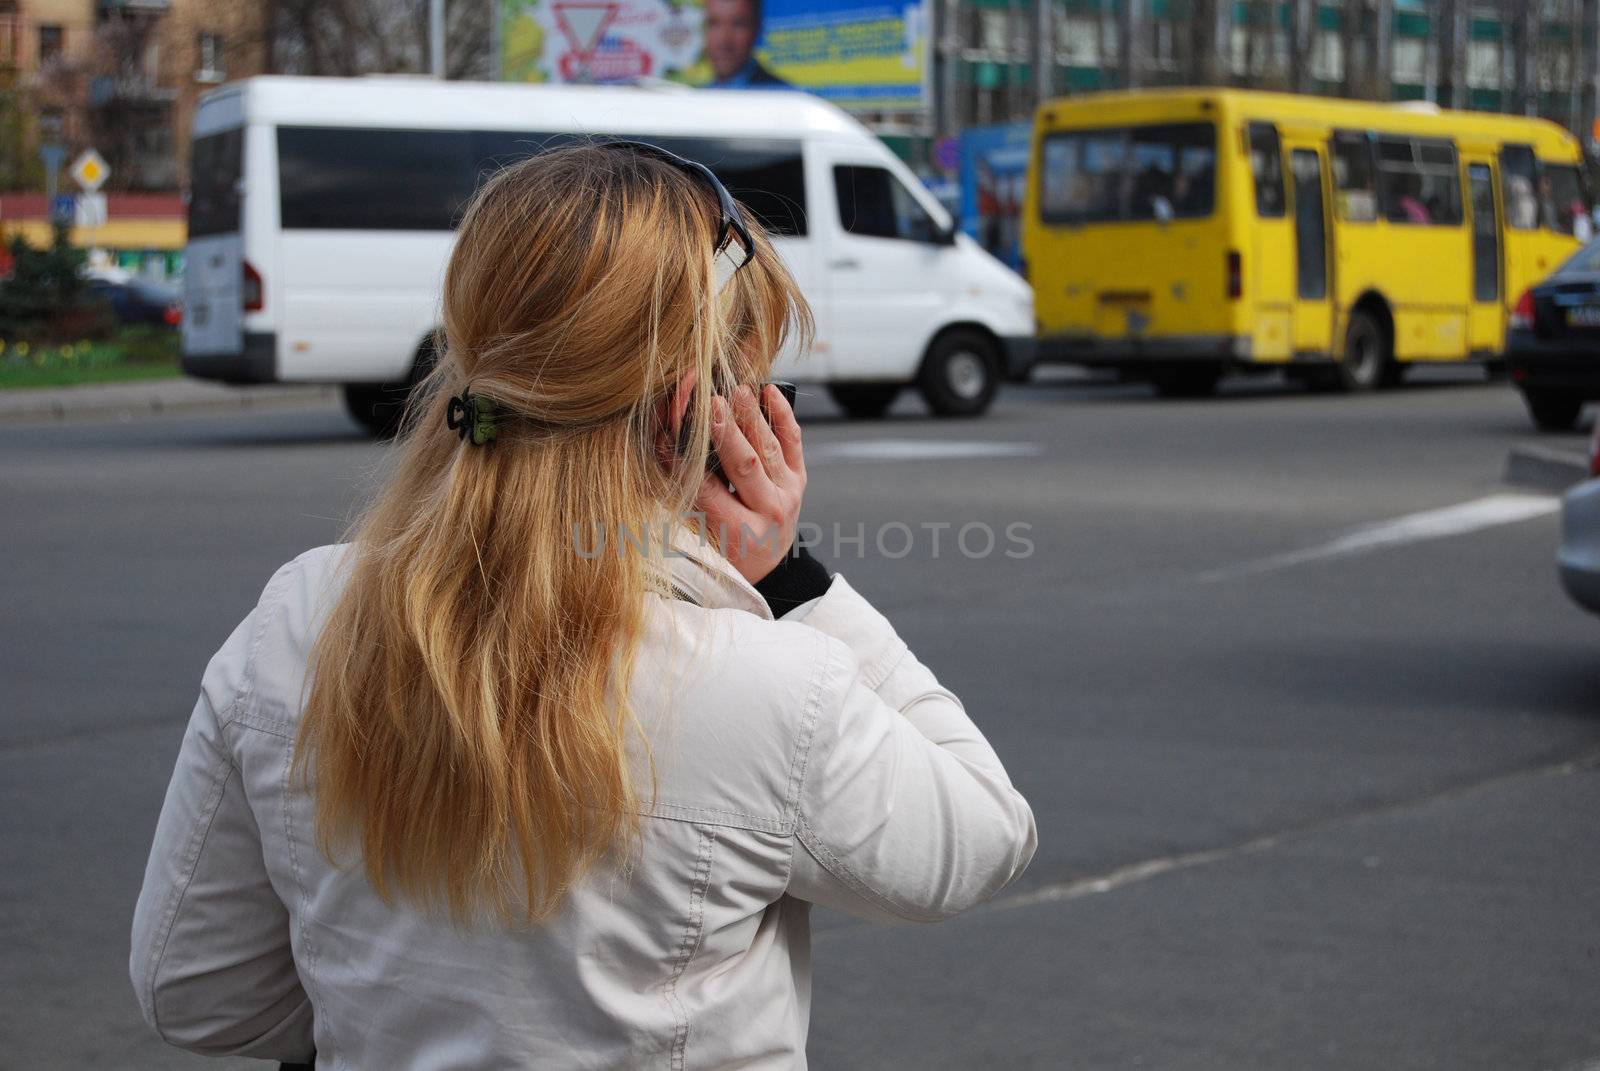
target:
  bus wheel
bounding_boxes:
[1521,387,1585,432]
[343,382,413,438]
[1149,364,1222,398]
[829,383,901,419]
[918,329,1000,417]
[1335,311,1391,392]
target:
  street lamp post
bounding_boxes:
[431,0,446,78]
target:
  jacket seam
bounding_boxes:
[280,719,336,1066]
[859,639,909,692]
[141,749,235,1036]
[664,824,717,1071]
[781,630,835,822]
[634,802,788,834]
[794,811,943,924]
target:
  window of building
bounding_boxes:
[1391,37,1425,84]
[834,165,942,242]
[1058,17,1099,66]
[1330,131,1378,222]
[38,23,62,63]
[1466,39,1500,89]
[1374,136,1462,226]
[1248,123,1286,218]
[1312,31,1342,82]
[197,32,225,82]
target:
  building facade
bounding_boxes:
[935,0,1600,155]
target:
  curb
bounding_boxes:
[0,379,340,424]
[1504,442,1590,493]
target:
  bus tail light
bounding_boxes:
[1510,288,1535,330]
[1225,250,1243,300]
[242,260,264,313]
[1590,423,1600,478]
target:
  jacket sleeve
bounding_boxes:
[782,574,1038,923]
[129,586,315,1061]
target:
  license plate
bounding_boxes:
[1568,304,1600,328]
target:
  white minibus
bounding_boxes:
[183,75,1034,431]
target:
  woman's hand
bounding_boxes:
[696,384,806,585]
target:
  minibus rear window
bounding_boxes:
[1038,123,1215,224]
[188,128,242,238]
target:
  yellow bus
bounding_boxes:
[1020,88,1590,395]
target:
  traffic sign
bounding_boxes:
[75,192,108,229]
[50,195,76,226]
[70,149,110,192]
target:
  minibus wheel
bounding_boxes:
[919,329,1000,417]
[343,382,412,437]
[829,383,901,419]
[1334,311,1390,392]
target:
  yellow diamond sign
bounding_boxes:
[70,149,110,192]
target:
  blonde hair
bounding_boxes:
[296,143,811,924]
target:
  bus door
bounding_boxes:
[1247,123,1294,360]
[1464,159,1503,355]
[1286,144,1334,355]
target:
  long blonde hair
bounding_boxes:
[297,143,811,925]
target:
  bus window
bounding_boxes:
[1500,145,1539,230]
[189,128,242,238]
[649,137,809,238]
[834,165,941,243]
[1540,163,1591,239]
[1375,136,1461,226]
[278,127,476,231]
[1039,124,1213,223]
[1248,123,1285,218]
[1467,163,1499,302]
[1291,149,1327,300]
[1330,131,1378,222]
[1039,130,1125,222]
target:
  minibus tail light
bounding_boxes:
[242,261,263,313]
[1226,250,1243,300]
[1511,289,1535,331]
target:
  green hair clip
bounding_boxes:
[445,387,499,447]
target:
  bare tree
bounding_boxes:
[264,0,492,80]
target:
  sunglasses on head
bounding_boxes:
[600,139,756,294]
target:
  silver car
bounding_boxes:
[1558,423,1600,613]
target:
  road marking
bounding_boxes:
[1198,493,1559,583]
[807,439,1042,464]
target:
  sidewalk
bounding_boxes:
[0,377,338,423]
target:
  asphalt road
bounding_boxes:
[3,370,1597,1069]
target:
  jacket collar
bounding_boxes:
[658,522,772,620]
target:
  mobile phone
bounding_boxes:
[676,381,797,478]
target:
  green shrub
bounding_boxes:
[0,223,115,343]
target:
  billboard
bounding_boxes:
[957,122,1030,273]
[499,0,928,112]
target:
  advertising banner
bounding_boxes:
[957,122,1030,273]
[499,0,928,112]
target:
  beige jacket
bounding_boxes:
[130,534,1038,1069]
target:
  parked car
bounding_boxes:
[86,276,182,328]
[1558,421,1600,614]
[1507,236,1600,431]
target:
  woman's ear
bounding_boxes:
[668,368,698,441]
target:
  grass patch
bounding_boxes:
[0,329,180,390]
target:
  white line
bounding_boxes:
[1198,493,1559,583]
[807,439,1042,464]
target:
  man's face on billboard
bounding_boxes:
[705,0,758,80]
